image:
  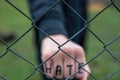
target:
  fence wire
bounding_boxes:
[0,0,120,80]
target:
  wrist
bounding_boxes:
[41,34,68,45]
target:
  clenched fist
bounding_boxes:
[41,34,90,80]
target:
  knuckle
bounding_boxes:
[62,47,73,55]
[76,74,83,79]
[76,46,84,52]
[41,49,59,61]
[41,52,53,62]
[76,46,85,57]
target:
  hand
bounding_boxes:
[41,34,90,80]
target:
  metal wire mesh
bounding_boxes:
[0,0,120,80]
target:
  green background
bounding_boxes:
[0,0,120,80]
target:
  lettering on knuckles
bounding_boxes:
[45,64,73,76]
[45,63,84,78]
[78,63,84,73]
[55,65,62,76]
[67,65,73,75]
[45,63,52,73]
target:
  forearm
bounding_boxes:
[28,0,68,42]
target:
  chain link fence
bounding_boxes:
[0,0,120,80]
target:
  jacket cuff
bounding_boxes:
[36,19,68,43]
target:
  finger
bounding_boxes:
[75,50,85,79]
[82,72,88,80]
[75,59,84,79]
[81,65,90,80]
[75,59,90,80]
[62,48,75,79]
[43,60,54,78]
[64,56,75,79]
[53,52,63,79]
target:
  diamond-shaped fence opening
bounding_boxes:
[0,0,120,80]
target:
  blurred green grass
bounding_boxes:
[0,0,120,80]
[86,4,120,80]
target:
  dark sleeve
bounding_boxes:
[28,0,68,42]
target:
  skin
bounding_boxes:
[41,34,90,80]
